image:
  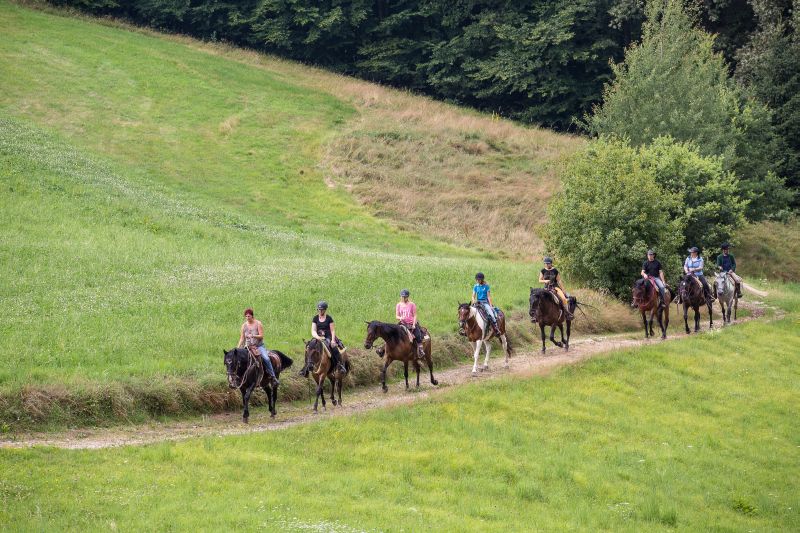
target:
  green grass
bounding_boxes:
[736,219,800,282]
[0,2,631,428]
[1,288,798,531]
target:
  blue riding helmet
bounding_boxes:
[400,289,410,297]
[317,301,328,310]
[475,272,485,280]
[688,246,699,253]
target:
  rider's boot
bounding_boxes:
[658,288,666,308]
[269,372,280,388]
[416,342,426,359]
[735,282,743,299]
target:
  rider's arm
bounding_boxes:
[486,289,494,307]
[641,269,647,278]
[254,321,264,342]
[697,257,704,272]
[659,269,666,284]
[330,322,337,343]
[471,290,477,304]
[538,272,547,284]
[731,255,736,272]
[411,303,418,327]
[683,258,690,274]
[395,303,403,321]
[237,324,245,348]
[311,322,321,341]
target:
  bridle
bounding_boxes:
[227,349,259,390]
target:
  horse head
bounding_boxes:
[457,303,473,329]
[364,320,381,349]
[223,348,242,389]
[714,271,729,298]
[631,278,650,308]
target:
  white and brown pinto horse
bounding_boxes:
[457,303,512,375]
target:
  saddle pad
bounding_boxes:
[268,352,281,372]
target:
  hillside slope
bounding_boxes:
[0,1,629,428]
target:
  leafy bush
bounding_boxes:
[547,136,748,297]
[545,138,684,298]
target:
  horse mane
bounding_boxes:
[369,321,404,343]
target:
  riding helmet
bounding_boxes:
[721,243,730,249]
[646,249,655,255]
[543,257,553,264]
[475,272,485,280]
[400,289,410,297]
[317,300,328,310]
[688,246,699,253]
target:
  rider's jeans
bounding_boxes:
[257,345,277,378]
[653,278,665,291]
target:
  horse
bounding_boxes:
[677,274,713,333]
[363,321,437,392]
[631,278,673,339]
[457,303,512,374]
[300,339,350,412]
[528,288,576,353]
[714,270,738,323]
[223,347,292,423]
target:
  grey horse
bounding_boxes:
[715,270,738,323]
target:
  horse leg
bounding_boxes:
[539,324,546,353]
[694,306,700,332]
[706,302,713,330]
[312,377,320,412]
[472,340,482,375]
[649,309,656,336]
[565,321,571,351]
[683,303,690,334]
[425,354,438,385]
[500,334,510,366]
[663,303,670,337]
[242,382,257,423]
[263,383,275,418]
[414,360,421,387]
[337,377,343,406]
[550,326,562,348]
[656,308,666,340]
[557,324,566,350]
[329,376,337,406]
[403,361,410,390]
[271,384,278,417]
[381,360,391,393]
[734,297,738,321]
[482,342,491,371]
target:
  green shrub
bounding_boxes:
[545,138,684,298]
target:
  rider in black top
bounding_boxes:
[641,250,667,305]
[311,301,346,373]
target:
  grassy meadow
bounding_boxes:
[1,286,798,530]
[0,2,635,428]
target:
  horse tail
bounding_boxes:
[273,350,293,369]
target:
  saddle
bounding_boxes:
[473,303,504,323]
[247,345,282,372]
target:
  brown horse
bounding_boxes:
[631,278,673,339]
[677,274,714,333]
[363,321,437,392]
[300,339,350,412]
[223,347,293,423]
[457,303,512,374]
[528,288,575,353]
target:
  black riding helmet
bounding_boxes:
[688,246,700,253]
[647,249,655,256]
[543,257,553,265]
[475,272,485,280]
[721,243,731,249]
[317,301,328,311]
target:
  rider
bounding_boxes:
[683,246,714,304]
[238,308,279,387]
[716,243,743,298]
[641,249,667,306]
[538,257,573,320]
[396,289,426,359]
[311,301,346,373]
[472,272,501,335]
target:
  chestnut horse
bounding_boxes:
[457,303,512,374]
[223,347,292,423]
[528,288,576,353]
[300,339,350,412]
[677,274,714,333]
[363,321,437,392]
[631,278,673,339]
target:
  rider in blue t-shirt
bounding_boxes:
[472,272,500,335]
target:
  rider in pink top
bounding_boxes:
[396,289,425,358]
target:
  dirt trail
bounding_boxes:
[0,300,771,450]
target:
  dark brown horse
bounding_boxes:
[677,274,714,333]
[631,278,673,339]
[223,348,292,423]
[363,321,437,392]
[300,339,350,412]
[457,303,512,374]
[528,288,575,353]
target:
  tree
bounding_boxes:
[736,0,800,208]
[585,0,791,219]
[545,138,684,298]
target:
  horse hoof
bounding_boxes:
[270,412,276,418]
[564,345,569,351]
[471,371,478,377]
[432,379,438,386]
[332,399,338,406]
[482,365,489,371]
[243,417,249,424]
[382,386,388,393]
